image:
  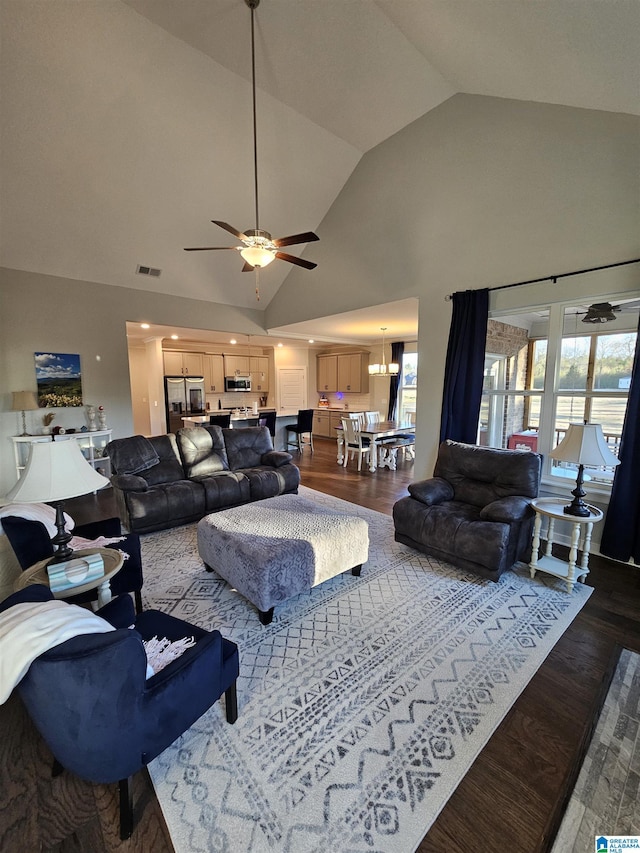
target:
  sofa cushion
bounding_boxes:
[223,427,273,470]
[137,435,184,485]
[124,480,206,534]
[261,450,293,468]
[198,471,250,511]
[176,427,229,478]
[394,498,510,574]
[408,478,454,506]
[434,440,541,508]
[239,465,300,501]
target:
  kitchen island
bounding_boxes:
[181,410,297,451]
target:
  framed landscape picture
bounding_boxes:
[34,352,83,407]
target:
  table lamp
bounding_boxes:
[549,422,620,517]
[5,439,110,564]
[12,390,39,436]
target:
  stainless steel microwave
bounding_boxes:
[225,376,252,392]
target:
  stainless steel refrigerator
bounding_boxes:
[164,376,206,433]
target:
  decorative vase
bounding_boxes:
[86,405,97,432]
[98,406,107,430]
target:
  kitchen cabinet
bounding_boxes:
[203,354,225,393]
[250,356,269,392]
[163,351,204,376]
[317,355,337,392]
[317,352,369,393]
[313,410,331,438]
[224,355,250,376]
[337,353,367,393]
[312,410,349,438]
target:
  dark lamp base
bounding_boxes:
[563,501,591,517]
[563,464,591,517]
[48,500,74,564]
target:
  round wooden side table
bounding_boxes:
[14,547,124,608]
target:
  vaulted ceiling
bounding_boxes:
[2,0,639,328]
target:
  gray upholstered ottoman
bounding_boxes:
[197,493,369,624]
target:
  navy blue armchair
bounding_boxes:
[2,515,144,613]
[0,585,239,839]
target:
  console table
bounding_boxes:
[528,497,603,593]
[11,430,112,481]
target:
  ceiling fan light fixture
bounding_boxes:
[240,246,276,268]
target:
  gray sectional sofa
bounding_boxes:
[106,426,300,534]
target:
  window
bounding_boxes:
[398,352,417,423]
[480,301,638,489]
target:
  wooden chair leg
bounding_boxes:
[225,681,238,723]
[134,590,143,613]
[119,777,134,840]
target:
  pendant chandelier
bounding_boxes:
[368,328,399,376]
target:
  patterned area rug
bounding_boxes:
[141,487,592,853]
[551,648,640,850]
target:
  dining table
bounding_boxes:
[336,418,415,472]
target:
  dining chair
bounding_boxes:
[285,409,314,453]
[341,416,371,471]
[258,411,277,438]
[209,413,231,427]
[365,411,381,422]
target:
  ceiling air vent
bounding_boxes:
[136,264,162,277]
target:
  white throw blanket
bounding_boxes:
[0,501,126,552]
[0,600,115,703]
[0,502,75,536]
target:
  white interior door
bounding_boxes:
[277,368,307,413]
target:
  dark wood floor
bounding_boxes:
[2,437,639,852]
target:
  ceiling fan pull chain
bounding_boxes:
[255,267,260,301]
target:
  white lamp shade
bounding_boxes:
[6,439,110,502]
[549,423,620,468]
[240,246,276,268]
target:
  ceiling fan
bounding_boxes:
[184,0,319,299]
[578,300,640,323]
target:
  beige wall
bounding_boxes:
[0,267,266,494]
[267,95,640,476]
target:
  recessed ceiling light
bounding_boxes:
[277,342,283,348]
[171,334,179,340]
[308,339,314,344]
[230,339,237,345]
[141,323,150,330]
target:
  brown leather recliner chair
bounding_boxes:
[393,440,542,581]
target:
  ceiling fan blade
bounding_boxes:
[272,231,319,248]
[275,251,317,270]
[241,262,254,272]
[184,246,238,251]
[212,220,248,241]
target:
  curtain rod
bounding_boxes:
[444,257,640,301]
